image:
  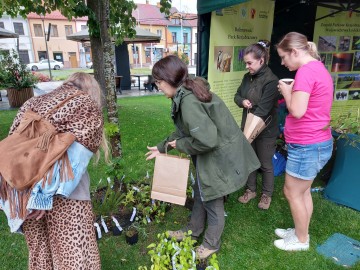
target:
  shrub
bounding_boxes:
[0,50,38,90]
[32,72,51,82]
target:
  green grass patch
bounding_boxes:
[39,68,94,81]
[0,95,360,269]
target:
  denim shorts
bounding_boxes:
[286,139,333,180]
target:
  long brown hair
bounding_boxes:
[152,55,212,102]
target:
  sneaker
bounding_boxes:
[167,230,185,241]
[274,234,309,251]
[258,194,272,210]
[238,189,256,204]
[275,228,295,239]
[196,245,218,260]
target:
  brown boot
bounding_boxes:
[258,194,272,210]
[167,230,185,241]
[196,245,218,260]
[238,189,256,204]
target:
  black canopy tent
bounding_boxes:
[196,0,360,78]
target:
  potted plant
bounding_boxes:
[324,109,360,211]
[92,185,124,236]
[125,221,147,245]
[0,50,38,107]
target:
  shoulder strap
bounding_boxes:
[44,92,84,117]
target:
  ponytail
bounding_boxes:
[183,77,212,103]
[307,42,320,60]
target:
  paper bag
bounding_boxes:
[151,154,190,206]
[243,113,272,143]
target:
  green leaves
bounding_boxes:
[0,50,38,90]
[145,231,197,270]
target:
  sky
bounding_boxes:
[133,0,197,14]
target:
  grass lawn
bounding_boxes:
[39,68,94,81]
[0,96,360,269]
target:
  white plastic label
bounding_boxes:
[111,216,123,231]
[130,207,137,222]
[100,216,109,233]
[94,222,102,239]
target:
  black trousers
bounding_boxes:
[246,136,277,197]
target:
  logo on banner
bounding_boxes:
[259,11,269,19]
[241,7,247,18]
[250,8,256,19]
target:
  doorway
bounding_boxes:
[68,52,78,68]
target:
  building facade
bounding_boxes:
[130,3,197,67]
[0,15,34,63]
[27,11,86,68]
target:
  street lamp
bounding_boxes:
[40,14,52,80]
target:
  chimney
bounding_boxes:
[146,0,149,4]
[157,2,161,8]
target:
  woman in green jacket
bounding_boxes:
[146,55,260,260]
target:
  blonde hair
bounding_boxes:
[64,72,110,164]
[276,32,320,60]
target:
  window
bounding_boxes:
[183,33,188,44]
[50,25,58,37]
[172,32,177,43]
[19,50,30,64]
[13,22,24,35]
[195,33,197,43]
[157,29,162,39]
[34,24,43,37]
[81,25,88,30]
[0,22,4,29]
[65,25,73,36]
[38,51,47,60]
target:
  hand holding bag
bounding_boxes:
[151,149,190,206]
[243,111,272,143]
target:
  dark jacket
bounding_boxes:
[234,64,279,139]
[157,87,260,201]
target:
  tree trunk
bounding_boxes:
[87,0,105,101]
[99,0,122,158]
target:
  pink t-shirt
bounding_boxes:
[284,61,333,144]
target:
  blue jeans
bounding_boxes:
[286,139,333,180]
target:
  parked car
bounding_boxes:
[26,59,64,71]
[86,62,93,69]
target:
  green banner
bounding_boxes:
[207,0,275,124]
[313,7,360,106]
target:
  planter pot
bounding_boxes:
[125,231,139,245]
[185,197,194,211]
[324,133,360,211]
[111,215,123,236]
[7,87,34,108]
[196,263,207,270]
[112,226,123,236]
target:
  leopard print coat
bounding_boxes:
[9,84,103,153]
